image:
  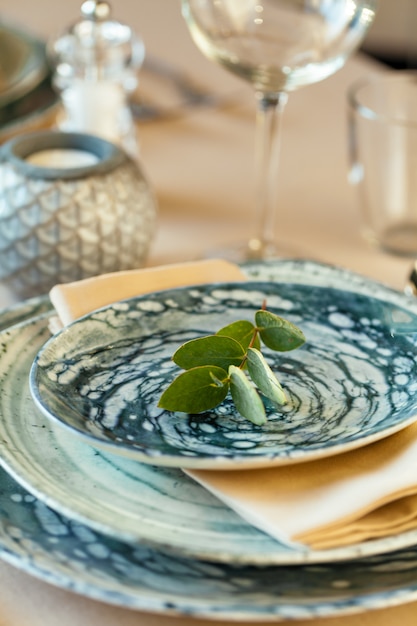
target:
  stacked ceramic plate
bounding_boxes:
[0,259,417,620]
[0,25,58,141]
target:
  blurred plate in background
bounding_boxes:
[0,25,58,141]
[0,24,48,106]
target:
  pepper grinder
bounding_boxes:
[48,0,144,159]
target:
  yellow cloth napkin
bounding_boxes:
[187,423,417,549]
[49,259,246,326]
[49,260,417,551]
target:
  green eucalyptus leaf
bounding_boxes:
[173,335,245,371]
[247,347,287,405]
[229,365,266,426]
[255,310,305,352]
[216,320,261,351]
[158,365,229,413]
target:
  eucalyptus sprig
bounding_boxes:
[158,307,305,425]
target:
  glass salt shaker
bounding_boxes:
[48,0,144,159]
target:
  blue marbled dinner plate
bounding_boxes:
[0,266,417,618]
[30,261,417,470]
[2,459,417,621]
[4,310,417,565]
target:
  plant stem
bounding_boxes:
[238,328,260,369]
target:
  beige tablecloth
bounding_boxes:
[0,1,416,624]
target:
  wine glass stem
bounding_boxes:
[249,91,288,259]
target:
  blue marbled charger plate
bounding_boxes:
[1,282,417,618]
[30,260,417,469]
[4,308,417,565]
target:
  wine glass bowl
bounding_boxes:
[182,0,377,260]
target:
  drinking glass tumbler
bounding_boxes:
[348,72,417,257]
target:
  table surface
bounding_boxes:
[0,1,416,625]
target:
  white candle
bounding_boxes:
[60,81,126,139]
[26,149,100,168]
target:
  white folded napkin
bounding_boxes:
[49,260,417,550]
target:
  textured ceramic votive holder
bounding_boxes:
[0,130,157,298]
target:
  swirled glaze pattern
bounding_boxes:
[31,268,417,469]
[0,264,417,617]
[1,462,417,618]
[2,310,417,566]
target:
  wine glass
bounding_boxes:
[181,0,377,260]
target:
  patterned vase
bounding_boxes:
[0,130,157,298]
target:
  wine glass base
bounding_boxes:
[202,238,301,264]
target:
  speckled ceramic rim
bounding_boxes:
[1,130,127,180]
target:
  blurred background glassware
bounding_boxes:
[0,130,157,299]
[181,0,377,261]
[47,0,145,160]
[348,72,417,257]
